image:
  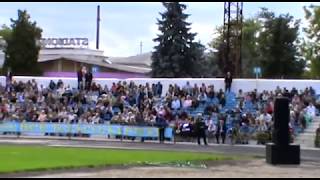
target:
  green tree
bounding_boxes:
[241,18,262,78]
[207,19,262,78]
[0,25,12,74]
[302,5,320,79]
[3,10,43,76]
[207,26,224,77]
[151,2,206,78]
[0,24,12,41]
[257,8,305,79]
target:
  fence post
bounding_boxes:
[68,123,72,140]
[17,121,21,139]
[120,126,123,142]
[173,128,176,144]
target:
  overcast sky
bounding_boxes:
[0,2,319,57]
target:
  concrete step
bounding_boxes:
[304,130,318,134]
[307,124,320,128]
[298,133,316,137]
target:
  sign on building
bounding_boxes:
[40,38,89,49]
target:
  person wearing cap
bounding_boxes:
[195,113,208,146]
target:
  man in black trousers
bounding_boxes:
[224,71,232,93]
[85,70,93,91]
[195,113,208,146]
[156,114,168,143]
[215,119,227,144]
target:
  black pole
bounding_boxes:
[96,5,100,50]
[226,3,231,74]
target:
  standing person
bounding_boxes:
[156,82,163,98]
[156,114,168,144]
[215,119,227,144]
[195,113,208,146]
[224,71,232,93]
[77,66,87,90]
[5,67,13,93]
[85,69,93,91]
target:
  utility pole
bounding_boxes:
[96,5,100,50]
[222,2,243,78]
[140,41,143,54]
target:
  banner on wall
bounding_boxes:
[0,122,173,139]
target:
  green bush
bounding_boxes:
[256,131,272,145]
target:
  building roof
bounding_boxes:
[107,52,152,67]
[0,48,152,74]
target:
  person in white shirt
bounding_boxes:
[171,96,181,110]
[183,95,192,108]
[259,111,272,124]
[237,89,245,100]
[306,102,316,119]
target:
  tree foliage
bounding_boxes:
[3,10,43,76]
[257,8,305,79]
[207,19,262,78]
[302,5,320,79]
[208,8,305,79]
[151,2,206,78]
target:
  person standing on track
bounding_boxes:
[215,119,227,144]
[195,113,208,146]
[156,113,168,144]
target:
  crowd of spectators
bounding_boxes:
[0,78,318,143]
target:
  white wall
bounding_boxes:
[1,76,319,95]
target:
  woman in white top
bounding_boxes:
[183,95,192,108]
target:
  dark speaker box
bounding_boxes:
[266,143,300,164]
[266,97,300,165]
[272,97,290,145]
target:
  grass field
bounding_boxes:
[0,145,233,173]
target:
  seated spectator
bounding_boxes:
[38,110,47,122]
[237,89,245,100]
[219,94,226,107]
[207,85,215,99]
[198,92,208,104]
[306,102,316,119]
[182,95,192,109]
[171,96,181,111]
[258,110,272,124]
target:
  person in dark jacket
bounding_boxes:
[195,113,208,145]
[215,119,227,144]
[85,70,93,91]
[155,114,168,143]
[49,80,56,90]
[156,82,163,98]
[224,71,232,93]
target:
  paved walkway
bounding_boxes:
[25,159,320,178]
[296,117,320,148]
